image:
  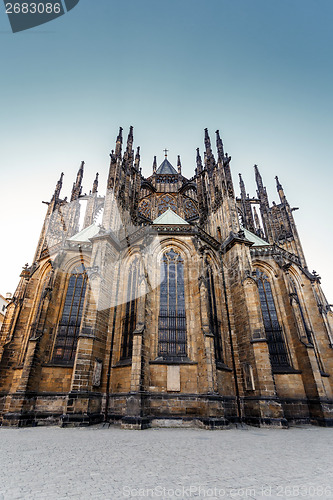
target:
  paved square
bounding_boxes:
[0,425,332,499]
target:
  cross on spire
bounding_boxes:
[163,148,169,158]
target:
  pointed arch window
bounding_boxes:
[256,269,290,368]
[52,264,87,363]
[206,261,223,362]
[158,249,187,359]
[121,258,139,359]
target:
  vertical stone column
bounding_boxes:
[225,240,286,426]
[64,236,118,425]
[199,276,217,394]
[122,275,150,429]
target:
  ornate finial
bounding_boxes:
[163,148,169,158]
[196,148,203,173]
[239,173,246,198]
[71,161,85,201]
[216,130,225,162]
[204,128,215,170]
[126,126,134,150]
[135,146,141,170]
[115,127,123,159]
[177,155,182,175]
[254,164,263,188]
[53,172,64,201]
[92,173,99,194]
[275,175,283,191]
[153,156,157,173]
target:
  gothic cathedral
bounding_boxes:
[1,127,333,428]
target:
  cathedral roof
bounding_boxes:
[242,228,269,246]
[68,224,100,242]
[156,159,178,175]
[152,208,189,225]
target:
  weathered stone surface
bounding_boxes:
[1,127,333,428]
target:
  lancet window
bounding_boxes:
[158,249,187,359]
[52,264,87,363]
[121,258,139,359]
[256,269,290,368]
[206,262,223,362]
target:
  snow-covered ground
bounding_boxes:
[0,425,332,499]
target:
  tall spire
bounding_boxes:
[204,128,212,156]
[239,173,255,231]
[216,130,225,163]
[275,175,283,191]
[126,126,133,153]
[275,175,286,204]
[115,127,123,159]
[177,155,182,175]
[71,161,84,201]
[196,148,203,173]
[239,173,246,199]
[92,173,99,194]
[53,172,64,202]
[254,164,264,190]
[153,156,157,174]
[204,128,216,171]
[135,146,141,170]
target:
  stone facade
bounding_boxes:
[1,127,333,429]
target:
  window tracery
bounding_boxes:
[256,269,290,368]
[183,198,199,219]
[158,249,187,359]
[52,264,87,363]
[138,199,151,219]
[206,261,223,362]
[121,258,139,359]
[157,195,177,216]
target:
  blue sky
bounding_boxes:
[0,0,332,301]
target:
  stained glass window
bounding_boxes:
[158,249,187,359]
[53,264,87,363]
[138,199,151,219]
[256,269,290,367]
[121,258,139,359]
[157,195,177,216]
[184,198,199,220]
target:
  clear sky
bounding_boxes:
[0,0,332,302]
